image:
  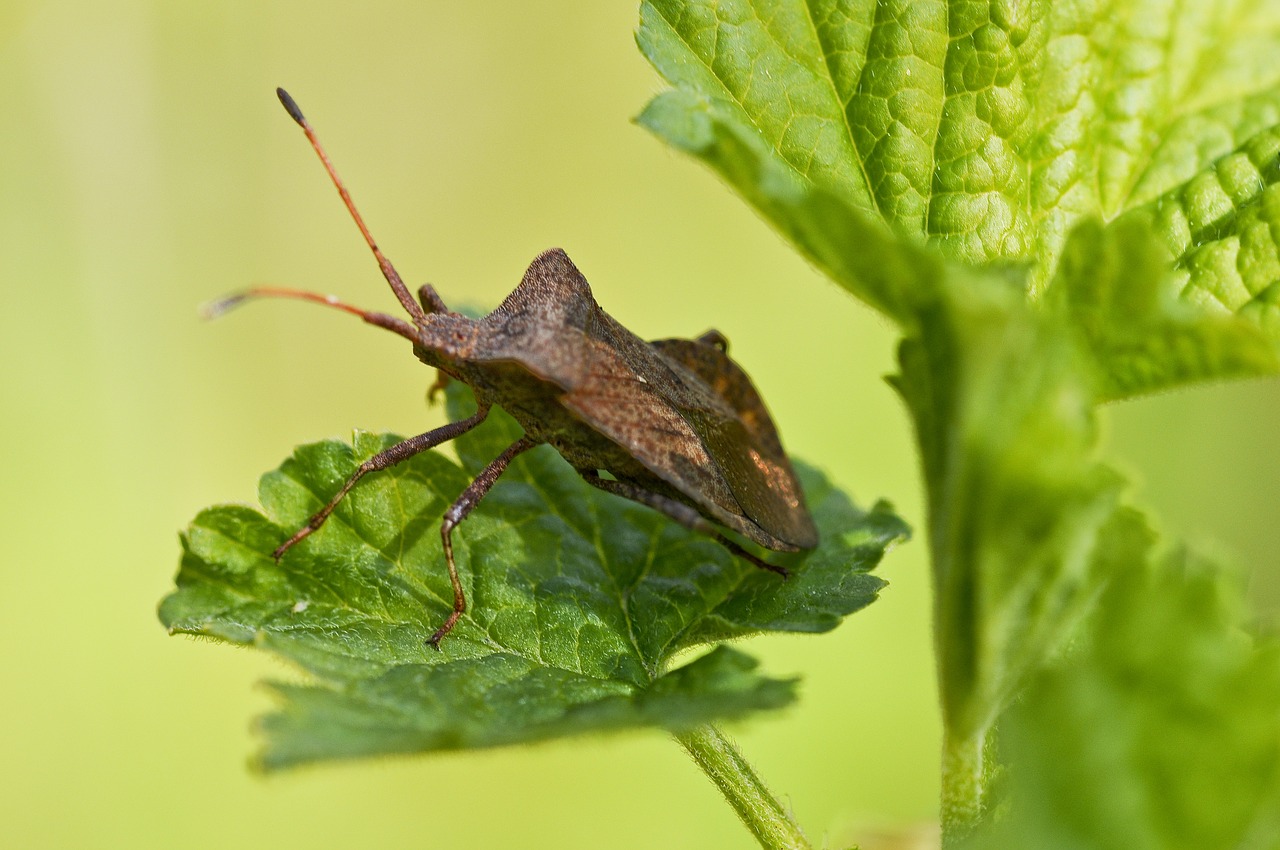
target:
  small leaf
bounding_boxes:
[967,526,1280,850]
[1052,217,1279,400]
[160,384,909,768]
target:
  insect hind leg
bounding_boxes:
[578,471,789,579]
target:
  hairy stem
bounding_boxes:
[940,727,989,846]
[675,724,811,850]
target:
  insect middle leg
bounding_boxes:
[430,436,537,648]
[273,404,491,560]
[427,371,453,404]
[578,471,790,579]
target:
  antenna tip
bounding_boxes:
[276,87,306,126]
[200,292,248,321]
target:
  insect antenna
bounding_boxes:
[201,285,418,341]
[275,87,429,327]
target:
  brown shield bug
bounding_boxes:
[208,89,818,647]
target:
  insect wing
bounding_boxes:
[554,337,753,527]
[650,338,818,550]
[556,332,816,551]
[470,249,816,551]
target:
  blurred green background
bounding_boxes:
[3,2,1277,848]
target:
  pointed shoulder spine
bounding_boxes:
[521,248,591,295]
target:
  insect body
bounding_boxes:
[213,89,817,647]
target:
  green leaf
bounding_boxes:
[638,0,1064,275]
[636,0,1280,841]
[637,87,945,324]
[889,248,1280,837]
[966,525,1280,850]
[1094,1,1280,214]
[1138,125,1280,341]
[637,0,882,217]
[160,385,908,769]
[638,0,1052,268]
[639,0,1280,355]
[257,645,787,768]
[1052,217,1279,400]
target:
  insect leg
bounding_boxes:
[407,283,453,403]
[426,372,452,405]
[273,404,491,560]
[578,471,789,579]
[430,437,538,648]
[417,283,450,315]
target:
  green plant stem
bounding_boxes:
[675,724,811,850]
[940,728,988,846]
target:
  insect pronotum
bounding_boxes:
[208,89,818,647]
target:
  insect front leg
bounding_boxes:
[417,283,449,315]
[430,436,538,648]
[418,283,453,402]
[273,404,491,560]
[578,471,789,579]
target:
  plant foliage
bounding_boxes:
[163,2,1280,845]
[162,389,907,769]
[637,0,1280,845]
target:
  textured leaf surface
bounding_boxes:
[638,0,1280,365]
[161,386,908,768]
[1052,217,1279,399]
[640,0,1280,733]
[1140,126,1280,335]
